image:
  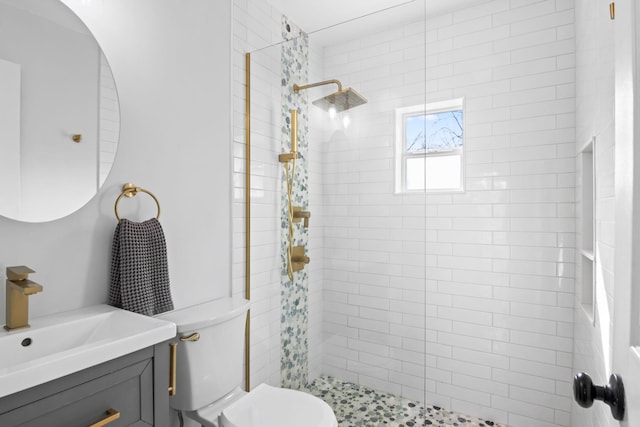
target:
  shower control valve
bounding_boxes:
[291,246,310,273]
[292,207,311,227]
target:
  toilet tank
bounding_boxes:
[156,296,250,411]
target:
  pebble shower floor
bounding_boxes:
[306,376,509,427]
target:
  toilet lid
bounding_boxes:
[219,383,337,427]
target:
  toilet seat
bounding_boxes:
[218,383,338,427]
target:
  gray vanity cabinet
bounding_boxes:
[0,342,171,427]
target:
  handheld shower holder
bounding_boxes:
[279,152,298,163]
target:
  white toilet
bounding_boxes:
[156,296,338,427]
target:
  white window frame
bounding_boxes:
[394,98,465,194]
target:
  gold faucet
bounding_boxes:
[4,266,43,331]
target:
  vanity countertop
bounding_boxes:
[0,304,176,398]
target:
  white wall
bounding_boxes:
[320,1,576,426]
[0,0,232,322]
[572,0,615,426]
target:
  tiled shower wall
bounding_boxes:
[572,0,615,426]
[232,0,325,388]
[279,18,310,390]
[318,14,428,403]
[308,40,326,383]
[235,1,578,426]
[232,0,282,388]
[319,1,576,426]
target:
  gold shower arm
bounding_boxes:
[294,79,343,93]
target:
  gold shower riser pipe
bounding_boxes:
[244,52,251,392]
[291,109,298,153]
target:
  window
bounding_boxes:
[395,99,464,193]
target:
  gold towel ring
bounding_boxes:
[114,183,161,221]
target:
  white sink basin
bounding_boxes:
[0,304,176,398]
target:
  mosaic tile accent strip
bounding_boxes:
[279,15,310,391]
[306,376,510,427]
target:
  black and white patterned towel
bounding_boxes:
[108,218,174,315]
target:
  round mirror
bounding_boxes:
[0,0,120,222]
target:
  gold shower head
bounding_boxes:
[312,87,367,113]
[294,79,367,113]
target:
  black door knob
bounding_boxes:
[573,372,625,421]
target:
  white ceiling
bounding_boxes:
[268,0,489,34]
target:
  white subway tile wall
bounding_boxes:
[572,0,615,426]
[233,0,326,389]
[317,1,575,426]
[232,0,283,388]
[308,38,326,381]
[234,0,579,426]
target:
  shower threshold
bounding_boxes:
[306,376,508,427]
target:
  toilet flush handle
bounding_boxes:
[180,332,200,342]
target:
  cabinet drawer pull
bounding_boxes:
[88,408,120,427]
[168,342,178,396]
